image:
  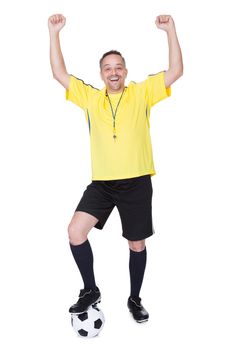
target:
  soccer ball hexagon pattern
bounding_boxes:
[71,305,105,338]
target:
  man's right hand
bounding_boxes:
[48,14,69,89]
[48,14,66,34]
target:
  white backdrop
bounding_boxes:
[0,0,233,349]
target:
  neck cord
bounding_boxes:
[106,88,125,141]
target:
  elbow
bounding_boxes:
[52,70,70,89]
[173,66,183,81]
[179,65,184,78]
[52,69,58,80]
[52,71,61,82]
[178,61,184,77]
[52,70,68,85]
[165,63,183,87]
[51,66,68,82]
[175,64,184,79]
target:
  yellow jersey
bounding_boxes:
[66,71,171,180]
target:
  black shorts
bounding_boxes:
[75,174,155,241]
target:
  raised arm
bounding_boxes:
[155,15,183,87]
[48,14,70,89]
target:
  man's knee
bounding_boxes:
[68,220,86,245]
[68,211,98,245]
[128,239,146,252]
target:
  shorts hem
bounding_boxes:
[122,231,154,241]
[75,208,104,230]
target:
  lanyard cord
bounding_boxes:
[106,88,125,140]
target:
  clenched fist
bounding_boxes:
[155,15,175,33]
[48,14,66,33]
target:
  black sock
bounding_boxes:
[69,240,96,290]
[129,247,147,299]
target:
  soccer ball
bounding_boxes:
[71,305,105,338]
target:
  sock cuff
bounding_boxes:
[70,239,89,248]
[129,247,147,255]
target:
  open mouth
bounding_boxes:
[109,76,120,82]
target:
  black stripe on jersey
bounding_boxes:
[70,74,100,91]
[148,71,165,76]
[86,109,91,135]
[146,104,148,118]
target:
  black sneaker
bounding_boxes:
[69,287,101,314]
[127,297,149,323]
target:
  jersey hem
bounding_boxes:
[91,171,156,181]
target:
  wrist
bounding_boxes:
[166,25,177,38]
[49,30,60,38]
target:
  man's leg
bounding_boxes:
[68,211,101,313]
[128,240,147,298]
[127,239,149,322]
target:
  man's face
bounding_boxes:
[100,54,128,94]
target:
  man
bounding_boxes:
[48,13,183,323]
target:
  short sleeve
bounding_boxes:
[66,75,96,109]
[145,71,171,107]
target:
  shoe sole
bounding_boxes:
[70,297,101,315]
[92,297,101,308]
[136,318,149,323]
[128,310,149,323]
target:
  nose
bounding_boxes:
[111,68,117,75]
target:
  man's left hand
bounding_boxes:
[155,15,175,33]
